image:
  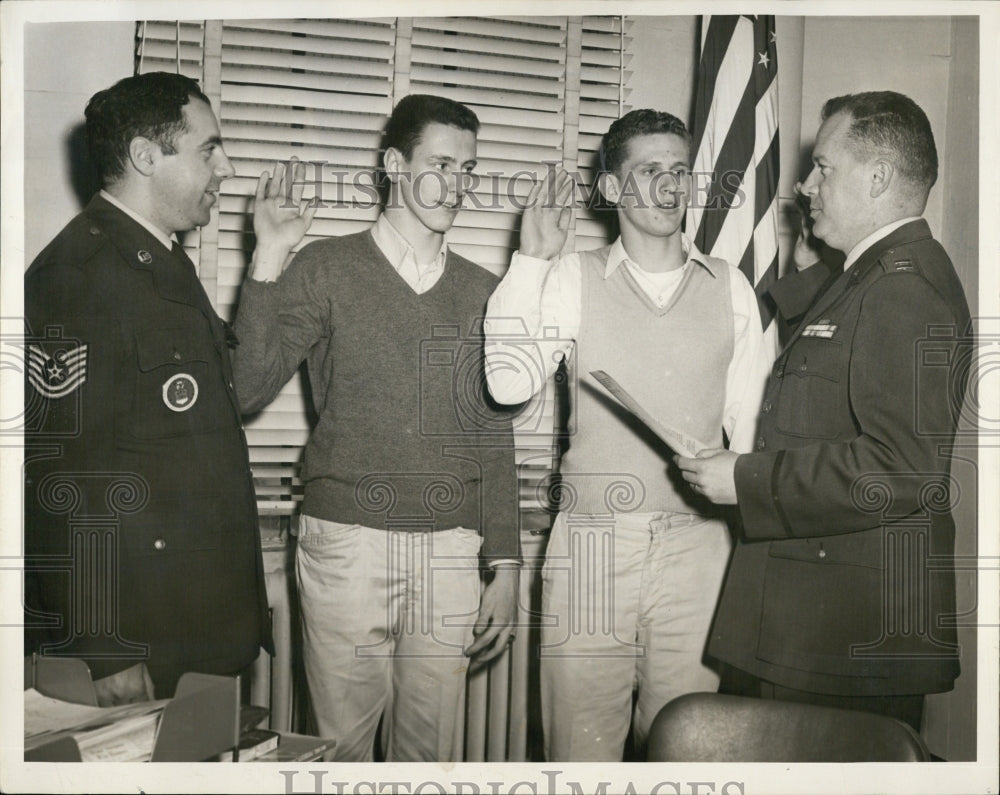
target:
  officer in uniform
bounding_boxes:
[23,72,281,699]
[676,91,971,732]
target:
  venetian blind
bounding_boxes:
[136,16,633,525]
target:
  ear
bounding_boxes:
[870,158,894,199]
[128,137,158,177]
[383,146,406,183]
[598,171,620,205]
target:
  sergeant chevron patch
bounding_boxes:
[27,344,88,398]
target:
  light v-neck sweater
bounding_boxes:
[560,244,734,515]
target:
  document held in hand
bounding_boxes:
[590,370,709,457]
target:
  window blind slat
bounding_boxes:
[222,49,394,80]
[223,26,395,56]
[221,121,384,150]
[222,83,393,114]
[409,48,565,78]
[225,18,396,42]
[224,66,391,95]
[221,104,389,133]
[412,16,565,41]
[409,66,564,98]
[410,30,564,61]
[407,82,563,113]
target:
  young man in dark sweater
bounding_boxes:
[233,95,519,762]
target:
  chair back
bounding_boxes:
[647,692,930,762]
[24,655,98,706]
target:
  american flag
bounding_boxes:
[687,15,781,331]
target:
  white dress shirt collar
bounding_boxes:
[371,214,449,295]
[99,190,176,252]
[603,233,720,280]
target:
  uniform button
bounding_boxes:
[818,548,827,559]
[775,364,784,378]
[89,226,100,236]
[173,351,182,361]
[153,538,166,551]
[762,401,772,413]
[799,363,807,371]
[228,381,234,390]
[756,437,766,451]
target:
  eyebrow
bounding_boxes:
[636,159,689,170]
[201,135,224,148]
[429,154,477,167]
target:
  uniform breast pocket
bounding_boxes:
[127,327,228,439]
[774,337,849,440]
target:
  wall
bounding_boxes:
[23,22,135,264]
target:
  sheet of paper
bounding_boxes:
[590,369,710,457]
[24,689,105,738]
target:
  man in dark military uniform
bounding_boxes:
[23,72,276,699]
[677,91,971,733]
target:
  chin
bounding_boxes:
[422,212,458,234]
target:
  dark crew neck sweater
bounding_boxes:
[233,229,519,561]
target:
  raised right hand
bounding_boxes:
[519,166,575,260]
[249,158,318,282]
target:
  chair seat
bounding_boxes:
[647,692,930,762]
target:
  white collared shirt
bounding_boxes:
[370,214,448,294]
[843,216,922,271]
[100,190,176,252]
[484,235,774,454]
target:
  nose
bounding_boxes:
[800,167,819,197]
[653,170,687,200]
[214,149,236,181]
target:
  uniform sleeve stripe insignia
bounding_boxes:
[26,344,88,398]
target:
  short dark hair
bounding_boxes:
[382,94,479,160]
[85,72,210,186]
[600,109,691,177]
[822,91,938,191]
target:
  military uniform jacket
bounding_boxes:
[24,195,273,683]
[709,219,970,696]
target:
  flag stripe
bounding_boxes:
[688,14,781,332]
[689,16,753,240]
[694,31,760,253]
[690,15,742,156]
[754,127,780,232]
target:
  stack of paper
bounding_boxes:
[24,688,168,762]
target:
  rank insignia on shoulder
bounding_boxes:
[162,373,199,412]
[802,320,837,339]
[27,344,88,399]
[893,259,915,271]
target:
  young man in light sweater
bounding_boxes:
[233,95,520,762]
[484,109,771,760]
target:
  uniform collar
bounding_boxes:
[85,194,215,316]
[843,216,923,271]
[99,189,177,252]
[603,234,719,279]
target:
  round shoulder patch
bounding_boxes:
[162,373,199,412]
